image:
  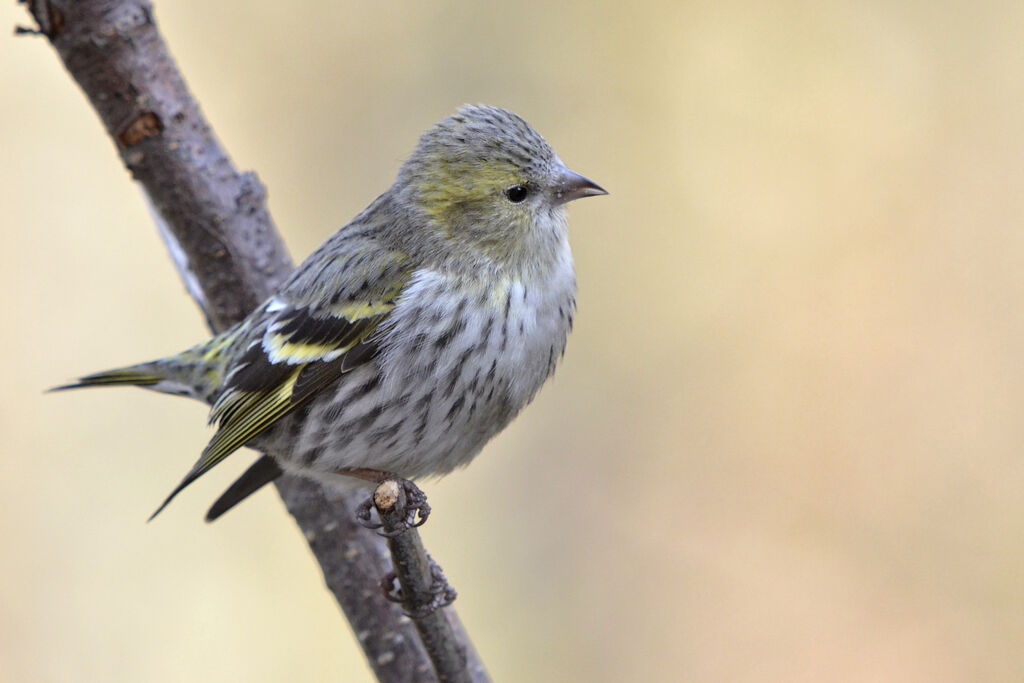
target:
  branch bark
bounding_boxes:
[19,1,487,680]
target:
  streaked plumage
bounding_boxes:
[57,105,605,520]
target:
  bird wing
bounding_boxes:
[150,246,410,519]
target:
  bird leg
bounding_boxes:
[349,469,431,535]
[351,475,455,615]
[381,555,457,617]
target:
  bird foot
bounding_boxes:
[354,477,431,536]
[354,496,381,529]
[381,555,457,617]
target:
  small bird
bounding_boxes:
[56,105,606,523]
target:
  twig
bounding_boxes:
[19,1,488,680]
[373,482,474,683]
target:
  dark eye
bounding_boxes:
[505,185,529,203]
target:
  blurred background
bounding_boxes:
[3,1,1024,680]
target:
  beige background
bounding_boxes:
[4,1,1024,681]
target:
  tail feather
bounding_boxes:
[51,328,244,401]
[205,455,283,522]
[50,365,164,392]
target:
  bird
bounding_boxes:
[55,105,606,523]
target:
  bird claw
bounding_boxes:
[355,496,383,530]
[425,557,458,612]
[377,479,431,537]
[354,477,430,535]
[380,556,457,617]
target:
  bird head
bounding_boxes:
[394,105,605,273]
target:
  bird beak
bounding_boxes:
[554,169,608,205]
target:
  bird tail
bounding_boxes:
[51,365,165,391]
[51,329,241,404]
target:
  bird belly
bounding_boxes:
[278,264,575,482]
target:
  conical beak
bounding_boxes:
[554,169,608,205]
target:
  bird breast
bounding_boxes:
[282,239,576,480]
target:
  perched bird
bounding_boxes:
[56,105,606,522]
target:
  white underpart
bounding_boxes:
[281,235,577,480]
[381,237,574,406]
[144,190,207,312]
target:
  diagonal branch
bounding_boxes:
[18,1,487,680]
[373,481,470,682]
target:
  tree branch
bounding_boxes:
[373,481,476,683]
[19,1,487,680]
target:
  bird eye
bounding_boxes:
[505,185,529,203]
